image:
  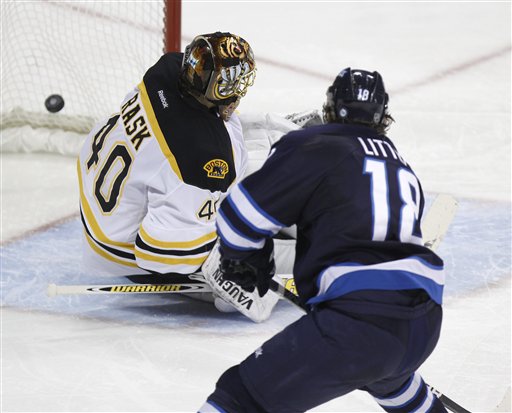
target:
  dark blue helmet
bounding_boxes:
[323,68,392,131]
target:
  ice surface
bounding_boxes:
[1,2,510,412]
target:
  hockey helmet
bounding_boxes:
[323,68,391,130]
[180,32,256,120]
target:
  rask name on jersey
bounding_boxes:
[121,93,152,151]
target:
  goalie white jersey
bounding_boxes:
[78,53,247,276]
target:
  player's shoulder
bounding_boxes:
[275,123,355,152]
[273,123,394,169]
[287,123,389,146]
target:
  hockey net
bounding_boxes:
[1,0,180,155]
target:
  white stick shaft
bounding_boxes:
[47,282,213,297]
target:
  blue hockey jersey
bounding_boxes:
[216,123,444,305]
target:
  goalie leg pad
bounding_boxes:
[213,296,238,313]
[202,242,279,323]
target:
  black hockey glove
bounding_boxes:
[219,240,275,297]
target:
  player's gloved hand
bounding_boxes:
[219,240,275,297]
[219,258,275,297]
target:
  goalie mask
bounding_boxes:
[323,68,393,132]
[180,32,256,121]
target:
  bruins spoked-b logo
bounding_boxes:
[203,159,229,179]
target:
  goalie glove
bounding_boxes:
[285,109,323,128]
[202,240,279,323]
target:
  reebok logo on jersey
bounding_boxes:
[203,159,229,179]
[157,90,169,108]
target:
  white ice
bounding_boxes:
[1,2,510,412]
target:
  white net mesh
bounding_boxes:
[1,1,168,142]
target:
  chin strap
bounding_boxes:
[218,97,240,121]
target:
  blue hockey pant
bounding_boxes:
[204,293,447,412]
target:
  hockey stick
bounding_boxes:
[48,194,458,297]
[48,272,291,297]
[47,281,212,297]
[422,193,458,251]
[47,272,212,297]
[429,386,472,413]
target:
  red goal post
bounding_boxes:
[164,0,182,54]
[1,0,181,149]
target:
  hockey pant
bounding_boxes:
[201,291,447,413]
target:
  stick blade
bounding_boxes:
[422,194,458,252]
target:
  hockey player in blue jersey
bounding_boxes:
[199,68,448,412]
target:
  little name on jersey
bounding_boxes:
[357,137,408,166]
[121,93,152,151]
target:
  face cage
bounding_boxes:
[236,70,256,97]
[205,65,256,104]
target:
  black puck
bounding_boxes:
[45,94,65,113]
